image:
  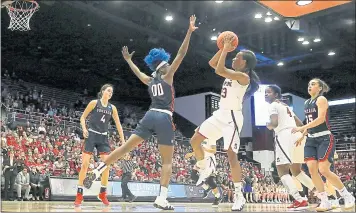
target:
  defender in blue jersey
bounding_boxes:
[83,15,198,210]
[292,78,355,211]
[74,84,125,207]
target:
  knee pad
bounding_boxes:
[191,169,199,183]
[206,176,217,189]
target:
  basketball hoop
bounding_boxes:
[3,0,39,31]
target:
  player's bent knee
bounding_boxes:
[206,176,217,189]
[190,132,205,146]
[318,165,331,177]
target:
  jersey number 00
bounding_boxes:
[151,83,164,97]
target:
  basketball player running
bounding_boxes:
[265,85,316,210]
[185,133,222,207]
[292,78,355,211]
[82,15,198,210]
[74,84,125,206]
[190,35,260,211]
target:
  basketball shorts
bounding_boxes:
[304,134,335,163]
[197,109,243,153]
[204,154,217,175]
[133,110,175,146]
[274,128,304,165]
[244,185,253,193]
[83,131,110,155]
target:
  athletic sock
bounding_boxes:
[337,187,350,197]
[296,172,315,191]
[234,182,243,197]
[159,186,168,199]
[281,174,303,202]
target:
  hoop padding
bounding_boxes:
[5,0,39,31]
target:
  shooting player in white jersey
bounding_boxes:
[189,35,260,211]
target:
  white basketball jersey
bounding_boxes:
[268,101,297,134]
[219,79,249,111]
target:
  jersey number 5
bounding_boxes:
[151,83,164,97]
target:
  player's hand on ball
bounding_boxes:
[122,46,135,61]
[222,34,235,51]
[83,128,89,138]
[188,15,198,32]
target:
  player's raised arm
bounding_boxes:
[208,49,223,69]
[111,105,125,144]
[215,35,250,85]
[80,100,97,138]
[166,15,198,77]
[122,46,152,86]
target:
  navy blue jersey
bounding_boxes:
[148,75,175,112]
[88,100,113,132]
[304,96,330,134]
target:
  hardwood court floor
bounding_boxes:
[1,201,355,212]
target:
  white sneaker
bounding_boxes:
[153,196,174,210]
[331,199,340,209]
[232,194,246,211]
[343,194,355,210]
[195,160,212,186]
[315,200,332,212]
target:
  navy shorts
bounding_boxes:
[244,185,253,193]
[133,110,175,146]
[304,134,335,163]
[83,131,110,155]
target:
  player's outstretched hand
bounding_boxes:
[122,46,135,61]
[188,15,198,32]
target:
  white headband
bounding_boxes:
[156,61,168,71]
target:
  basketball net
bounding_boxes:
[3,0,39,31]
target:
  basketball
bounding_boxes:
[217,31,239,52]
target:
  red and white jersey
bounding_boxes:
[219,79,249,111]
[268,101,297,134]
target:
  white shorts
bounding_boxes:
[197,109,243,153]
[275,128,305,165]
[205,153,217,173]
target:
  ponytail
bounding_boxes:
[240,50,260,101]
[243,70,260,101]
[313,78,330,95]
